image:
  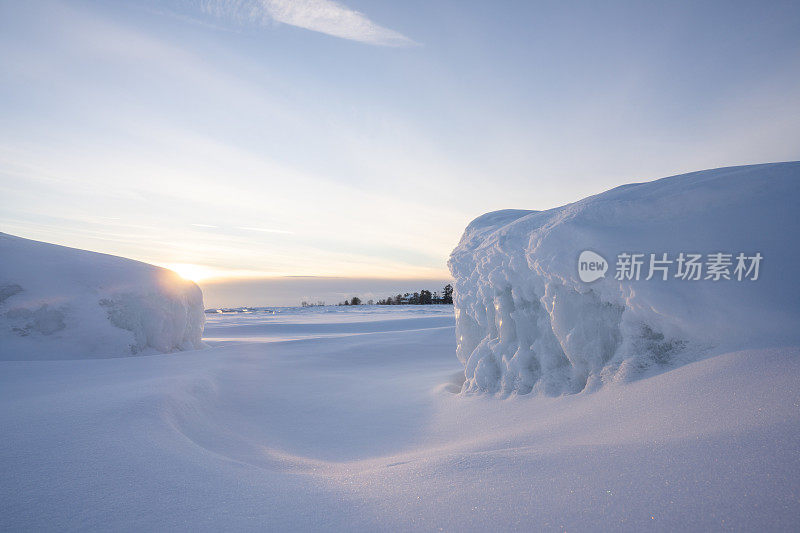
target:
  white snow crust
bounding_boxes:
[0,233,205,359]
[449,162,800,394]
[2,306,799,531]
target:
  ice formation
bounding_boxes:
[449,162,800,394]
[0,233,205,360]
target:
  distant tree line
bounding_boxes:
[336,284,453,306]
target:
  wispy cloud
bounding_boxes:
[202,0,416,46]
[238,226,294,234]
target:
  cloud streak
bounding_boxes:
[237,226,294,234]
[203,0,416,46]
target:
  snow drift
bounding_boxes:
[0,233,205,360]
[2,306,798,530]
[448,162,800,394]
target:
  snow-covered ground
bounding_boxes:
[2,305,799,531]
[2,163,799,530]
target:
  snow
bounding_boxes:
[1,306,799,530]
[448,162,800,394]
[203,304,455,343]
[0,233,205,360]
[2,162,800,530]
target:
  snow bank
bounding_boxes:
[0,233,205,360]
[448,162,800,394]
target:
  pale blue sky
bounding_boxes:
[1,0,799,299]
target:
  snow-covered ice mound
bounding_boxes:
[0,233,205,360]
[449,162,800,394]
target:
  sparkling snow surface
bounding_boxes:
[2,306,799,531]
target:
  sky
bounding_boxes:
[1,0,799,306]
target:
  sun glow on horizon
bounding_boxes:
[163,260,451,284]
[165,263,227,283]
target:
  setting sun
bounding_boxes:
[165,263,220,282]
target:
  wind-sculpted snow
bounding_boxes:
[0,233,205,359]
[2,307,798,530]
[449,162,800,394]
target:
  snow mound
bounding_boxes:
[0,233,205,360]
[448,162,800,394]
